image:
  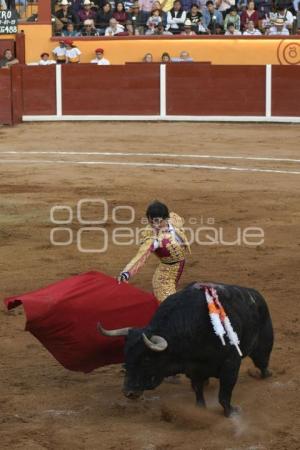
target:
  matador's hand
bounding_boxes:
[117,272,130,284]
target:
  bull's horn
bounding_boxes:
[97,322,131,337]
[142,333,168,352]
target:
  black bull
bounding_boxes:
[98,282,274,417]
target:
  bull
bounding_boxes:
[98,282,273,417]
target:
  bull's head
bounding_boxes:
[97,323,168,398]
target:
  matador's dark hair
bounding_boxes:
[146,201,169,220]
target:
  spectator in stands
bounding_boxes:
[266,17,290,34]
[172,50,193,61]
[97,2,113,35]
[180,0,193,11]
[139,0,156,16]
[180,50,193,60]
[127,2,147,34]
[240,1,259,31]
[113,1,129,26]
[202,1,223,32]
[225,21,242,34]
[275,5,294,31]
[243,19,261,33]
[166,0,187,34]
[224,6,241,30]
[68,0,82,13]
[143,52,153,62]
[90,47,111,64]
[105,17,125,34]
[153,21,173,32]
[0,49,19,68]
[215,23,224,33]
[77,0,97,24]
[151,1,168,26]
[65,39,82,62]
[61,21,80,35]
[55,0,78,28]
[161,51,171,61]
[181,17,197,33]
[52,40,67,63]
[215,0,232,18]
[80,18,99,33]
[186,4,202,33]
[39,52,57,65]
[146,7,162,33]
[254,0,273,20]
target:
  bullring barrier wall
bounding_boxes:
[0,63,299,125]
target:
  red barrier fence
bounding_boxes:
[166,65,266,116]
[0,70,12,125]
[62,64,160,116]
[1,64,300,125]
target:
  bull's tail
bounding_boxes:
[249,291,274,378]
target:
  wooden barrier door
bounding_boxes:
[0,69,12,125]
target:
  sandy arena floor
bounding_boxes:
[0,122,299,450]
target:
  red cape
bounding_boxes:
[4,271,159,373]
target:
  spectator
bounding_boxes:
[80,18,99,33]
[124,0,134,10]
[105,17,125,34]
[61,21,80,35]
[77,0,97,24]
[65,39,81,62]
[181,17,197,33]
[215,23,224,33]
[139,0,156,14]
[225,21,242,33]
[55,0,77,28]
[186,4,202,33]
[153,21,173,32]
[90,47,111,64]
[254,0,273,19]
[0,49,19,68]
[127,2,147,34]
[151,1,168,26]
[215,0,233,17]
[240,0,259,31]
[166,0,187,34]
[180,50,193,61]
[172,50,194,61]
[113,1,129,26]
[52,40,67,63]
[266,17,290,34]
[202,1,223,32]
[224,6,240,30]
[143,52,153,62]
[180,0,194,11]
[161,51,171,61]
[39,52,57,65]
[243,19,261,33]
[275,5,294,31]
[146,7,162,33]
[97,2,113,35]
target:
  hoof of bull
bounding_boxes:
[248,368,272,379]
[261,368,273,379]
[224,405,241,418]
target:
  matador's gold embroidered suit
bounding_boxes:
[122,212,190,302]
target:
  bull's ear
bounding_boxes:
[142,333,168,352]
[97,322,131,337]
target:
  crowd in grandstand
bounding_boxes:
[50,0,299,36]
